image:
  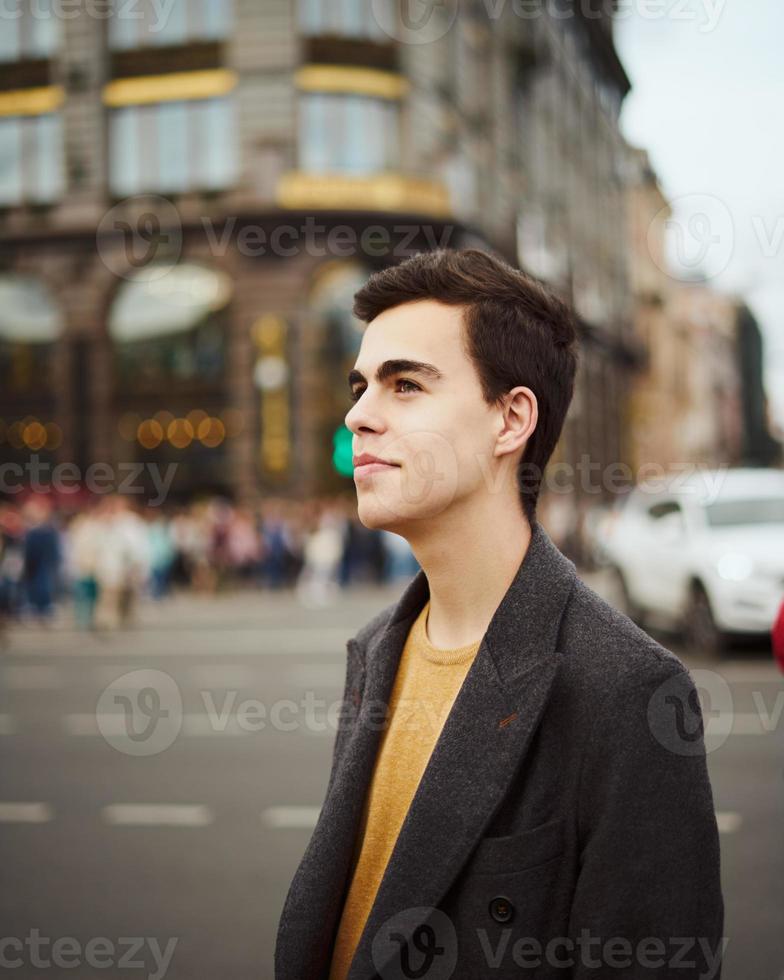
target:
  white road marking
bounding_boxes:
[0,714,16,734]
[715,666,782,682]
[732,712,778,735]
[64,714,112,736]
[0,802,53,823]
[1,665,62,689]
[285,665,346,688]
[189,666,256,689]
[181,714,251,736]
[715,811,742,834]
[92,668,171,690]
[63,713,333,737]
[706,712,781,736]
[102,804,212,827]
[262,806,322,829]
[6,627,353,656]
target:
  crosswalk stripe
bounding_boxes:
[0,802,53,823]
[262,806,322,829]
[102,804,212,827]
[189,666,256,689]
[715,811,742,833]
[0,714,16,735]
[707,712,781,736]
[285,664,346,688]
[62,713,335,737]
[5,627,353,656]
[1,666,62,689]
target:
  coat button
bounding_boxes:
[489,895,515,923]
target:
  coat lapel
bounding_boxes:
[274,598,424,978]
[274,521,577,980]
[346,521,577,980]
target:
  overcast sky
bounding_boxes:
[614,0,784,433]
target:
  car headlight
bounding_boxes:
[716,552,754,582]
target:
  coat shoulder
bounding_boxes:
[559,575,690,690]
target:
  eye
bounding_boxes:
[348,378,421,403]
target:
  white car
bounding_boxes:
[597,467,784,656]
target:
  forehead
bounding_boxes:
[357,300,468,373]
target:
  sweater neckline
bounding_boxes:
[412,601,482,665]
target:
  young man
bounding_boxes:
[275,249,724,979]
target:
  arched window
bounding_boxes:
[108,263,235,499]
[0,275,63,458]
[309,260,369,361]
[0,274,63,398]
[109,262,232,394]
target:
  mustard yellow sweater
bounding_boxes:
[328,599,481,980]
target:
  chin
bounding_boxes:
[355,494,395,532]
[355,491,411,534]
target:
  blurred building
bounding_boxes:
[1,0,638,509]
[669,280,743,468]
[625,146,687,472]
[735,303,783,467]
[625,147,783,476]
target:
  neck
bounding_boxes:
[405,493,533,650]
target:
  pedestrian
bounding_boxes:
[296,501,344,608]
[275,249,724,979]
[94,496,150,630]
[144,507,176,600]
[0,505,25,633]
[66,506,102,630]
[21,498,61,623]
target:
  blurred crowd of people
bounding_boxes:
[0,494,420,632]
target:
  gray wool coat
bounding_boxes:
[274,520,724,979]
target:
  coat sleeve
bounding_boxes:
[567,663,725,979]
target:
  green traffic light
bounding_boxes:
[332,424,354,477]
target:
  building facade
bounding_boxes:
[1,0,638,519]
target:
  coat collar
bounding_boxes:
[369,517,578,689]
[275,520,578,980]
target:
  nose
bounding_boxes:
[344,389,386,437]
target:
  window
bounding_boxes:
[0,0,59,62]
[647,500,683,522]
[109,96,237,195]
[0,114,64,205]
[705,498,784,528]
[108,0,233,49]
[109,263,232,392]
[0,275,63,399]
[299,93,399,174]
[298,0,387,39]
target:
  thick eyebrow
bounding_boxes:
[347,359,445,390]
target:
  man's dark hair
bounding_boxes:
[352,248,579,525]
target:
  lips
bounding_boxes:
[352,453,401,468]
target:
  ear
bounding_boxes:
[494,386,538,458]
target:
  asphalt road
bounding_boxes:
[0,581,781,980]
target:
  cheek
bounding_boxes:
[387,405,492,500]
